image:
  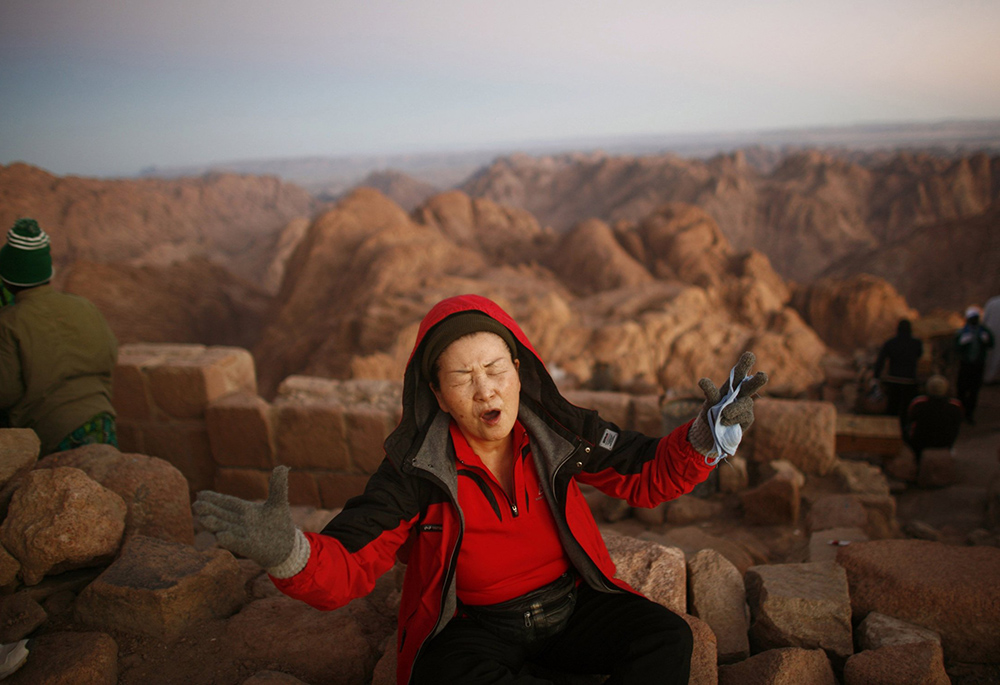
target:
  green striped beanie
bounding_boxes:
[0,218,53,287]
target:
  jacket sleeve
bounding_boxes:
[271,457,421,611]
[574,419,713,508]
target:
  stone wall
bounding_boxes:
[115,344,409,508]
[112,344,676,508]
[114,344,257,495]
[113,344,844,511]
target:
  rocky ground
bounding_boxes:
[1,385,998,685]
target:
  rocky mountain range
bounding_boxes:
[60,259,270,350]
[460,150,1000,294]
[1,163,318,348]
[0,162,319,284]
[355,170,440,212]
[138,118,1000,195]
[820,203,1000,314]
[2,148,993,398]
[250,188,872,398]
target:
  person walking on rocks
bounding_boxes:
[954,306,995,424]
[903,374,964,465]
[873,319,924,425]
[0,218,119,455]
[194,294,768,685]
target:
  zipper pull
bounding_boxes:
[524,610,532,628]
[511,503,519,517]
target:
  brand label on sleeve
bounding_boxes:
[599,429,618,451]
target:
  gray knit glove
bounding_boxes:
[688,351,768,459]
[193,465,310,578]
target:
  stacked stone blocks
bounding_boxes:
[113,345,844,518]
[114,344,404,509]
[114,344,257,494]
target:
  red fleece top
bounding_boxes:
[451,420,571,606]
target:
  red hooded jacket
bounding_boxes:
[272,294,713,684]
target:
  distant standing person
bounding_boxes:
[873,319,923,424]
[903,375,964,465]
[954,306,995,424]
[0,218,119,455]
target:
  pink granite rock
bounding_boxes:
[75,535,245,640]
[644,526,763,575]
[37,443,194,544]
[833,459,890,497]
[206,391,276,469]
[717,455,749,493]
[224,595,378,685]
[749,398,837,476]
[0,467,126,585]
[807,528,868,564]
[683,612,719,685]
[740,474,800,525]
[745,562,853,661]
[4,631,118,685]
[718,647,836,685]
[604,530,686,613]
[0,543,19,588]
[666,495,725,525]
[806,494,868,533]
[688,548,750,663]
[856,611,941,651]
[837,539,1000,663]
[843,641,950,685]
[0,591,47,642]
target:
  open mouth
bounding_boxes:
[481,409,501,425]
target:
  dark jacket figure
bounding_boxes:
[954,307,996,423]
[0,219,118,454]
[904,375,963,462]
[874,319,923,421]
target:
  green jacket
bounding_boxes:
[0,285,118,454]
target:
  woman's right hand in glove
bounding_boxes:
[192,465,309,577]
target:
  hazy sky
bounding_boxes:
[2,0,999,177]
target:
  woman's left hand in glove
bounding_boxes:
[687,351,768,458]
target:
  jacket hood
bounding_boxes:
[384,294,593,468]
[408,294,540,373]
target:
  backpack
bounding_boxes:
[957,325,989,364]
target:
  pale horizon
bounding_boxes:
[2,0,999,178]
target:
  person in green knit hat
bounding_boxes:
[0,218,119,455]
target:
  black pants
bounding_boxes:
[957,362,985,420]
[411,583,693,685]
